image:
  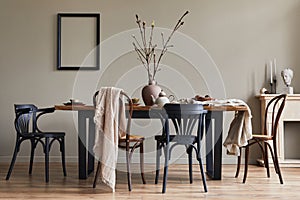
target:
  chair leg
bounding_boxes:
[235,147,242,178]
[198,157,208,192]
[61,138,67,176]
[29,139,35,175]
[93,161,101,188]
[188,146,193,184]
[6,140,20,180]
[243,146,249,183]
[155,141,162,184]
[45,137,50,183]
[139,142,146,184]
[162,145,169,193]
[126,148,132,191]
[264,142,270,178]
[271,141,284,184]
[274,157,284,184]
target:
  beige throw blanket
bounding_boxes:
[223,100,252,156]
[93,87,126,192]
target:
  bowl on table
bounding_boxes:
[130,98,140,106]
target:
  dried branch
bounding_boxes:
[132,11,189,83]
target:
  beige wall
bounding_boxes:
[1,0,300,164]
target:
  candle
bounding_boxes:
[273,58,277,77]
[270,60,273,84]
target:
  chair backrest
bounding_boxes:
[264,94,287,138]
[162,104,207,137]
[93,89,133,140]
[14,104,38,135]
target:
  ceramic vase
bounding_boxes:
[141,80,161,106]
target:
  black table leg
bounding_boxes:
[205,111,223,180]
[205,112,213,177]
[88,114,95,175]
[78,110,95,179]
[213,111,223,180]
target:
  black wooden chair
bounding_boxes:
[155,103,208,193]
[92,90,146,191]
[235,94,286,184]
[6,104,67,182]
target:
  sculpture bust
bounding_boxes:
[281,68,293,87]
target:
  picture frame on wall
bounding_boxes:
[57,13,100,70]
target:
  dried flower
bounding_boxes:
[132,11,189,84]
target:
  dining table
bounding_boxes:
[54,103,247,180]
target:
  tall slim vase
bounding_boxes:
[141,80,161,106]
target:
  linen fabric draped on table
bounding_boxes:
[93,87,126,192]
[220,99,252,156]
[175,98,253,156]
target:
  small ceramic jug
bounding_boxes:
[151,90,175,107]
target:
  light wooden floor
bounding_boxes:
[1,162,300,199]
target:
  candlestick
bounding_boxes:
[273,78,277,93]
[273,58,277,76]
[270,60,273,84]
[270,82,273,93]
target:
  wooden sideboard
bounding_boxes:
[257,94,300,163]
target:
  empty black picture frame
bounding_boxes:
[57,13,100,70]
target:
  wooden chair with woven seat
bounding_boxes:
[235,94,287,184]
[92,90,146,191]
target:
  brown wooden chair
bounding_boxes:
[235,94,286,184]
[92,90,146,191]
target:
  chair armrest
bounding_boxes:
[35,107,55,132]
[36,107,55,118]
[36,107,55,114]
